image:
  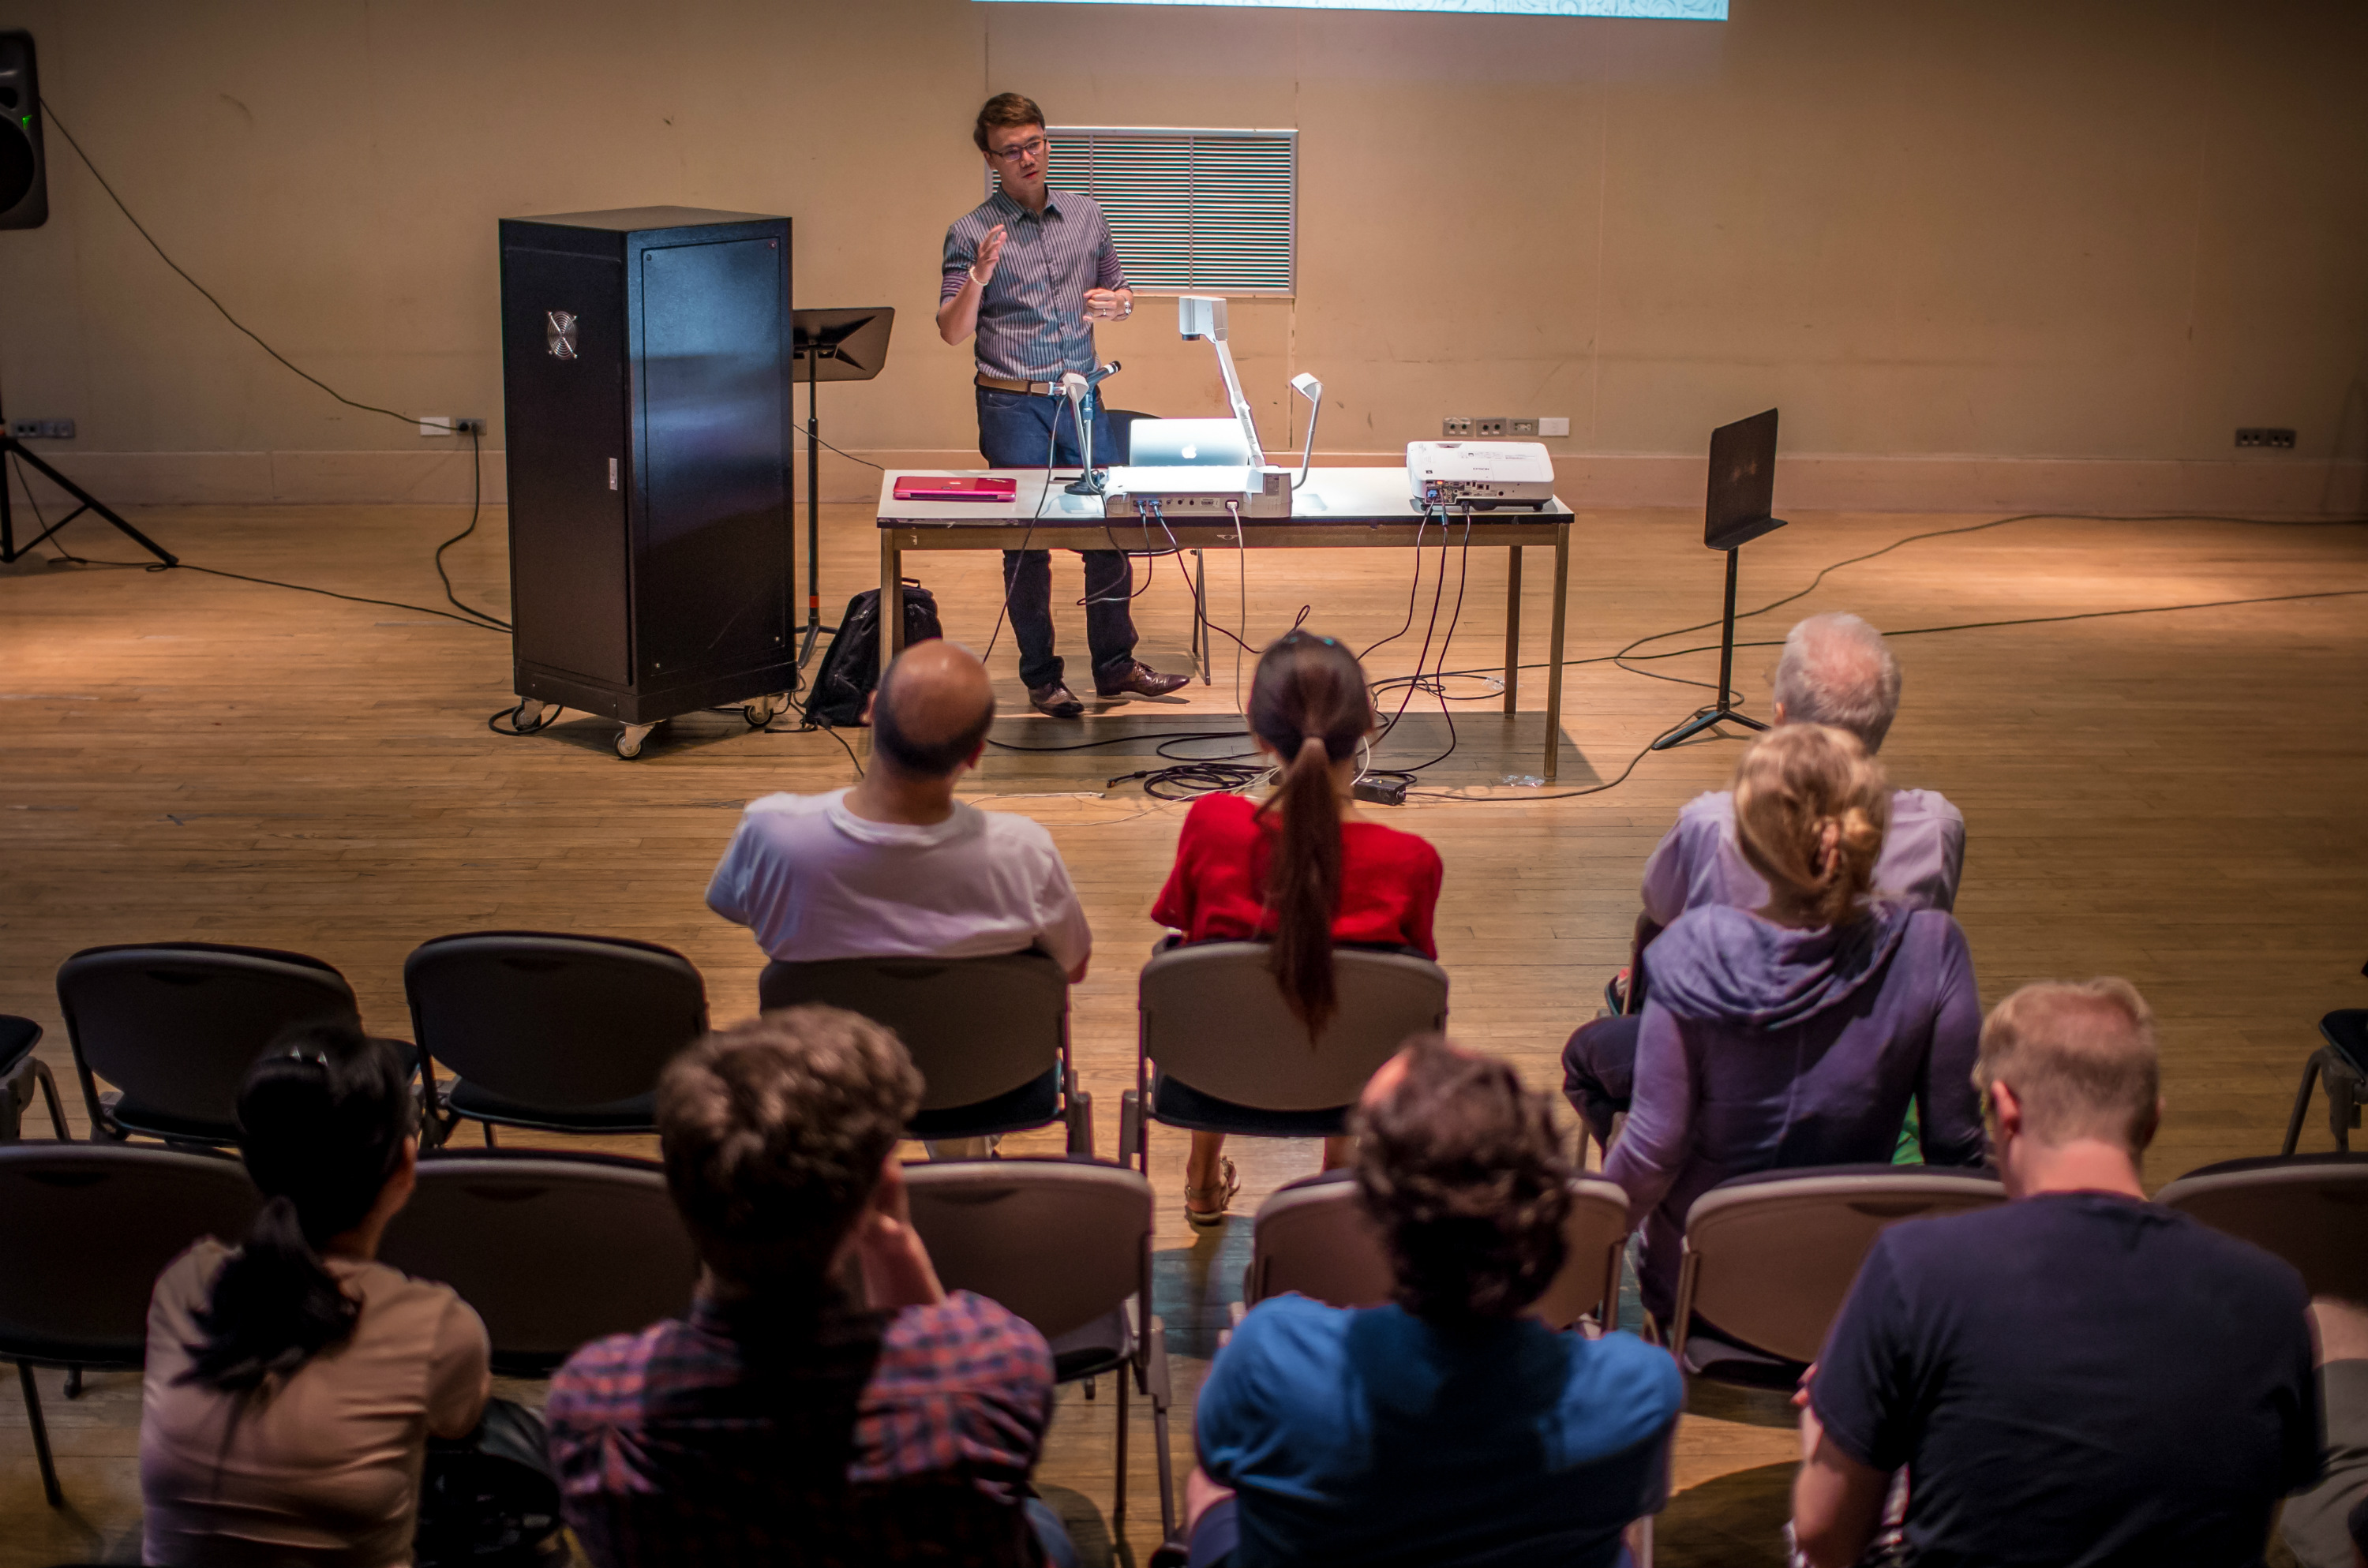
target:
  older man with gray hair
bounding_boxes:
[1563,612,1965,1143]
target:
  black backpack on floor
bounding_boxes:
[806,580,942,728]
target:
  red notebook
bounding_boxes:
[893,475,1019,502]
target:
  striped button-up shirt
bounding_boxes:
[942,188,1125,384]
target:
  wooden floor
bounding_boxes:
[2,498,2363,1566]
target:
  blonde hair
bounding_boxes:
[1732,724,1889,927]
[1975,979,2160,1156]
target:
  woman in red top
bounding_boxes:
[1150,630,1444,1226]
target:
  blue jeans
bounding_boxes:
[976,386,1137,691]
[1025,1496,1082,1568]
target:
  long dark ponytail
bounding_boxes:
[183,1023,417,1394]
[1248,630,1375,1033]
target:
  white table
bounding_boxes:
[877,466,1575,780]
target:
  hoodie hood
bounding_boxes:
[1645,902,1913,1031]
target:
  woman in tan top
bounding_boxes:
[141,1025,490,1567]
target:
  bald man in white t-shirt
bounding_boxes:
[706,640,1092,980]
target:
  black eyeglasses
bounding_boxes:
[987,136,1047,163]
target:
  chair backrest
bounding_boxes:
[759,952,1066,1112]
[377,1151,700,1377]
[2154,1153,2368,1302]
[56,942,361,1135]
[1139,943,1448,1112]
[902,1158,1152,1342]
[404,931,707,1107]
[1103,408,1152,465]
[0,1143,258,1364]
[1677,1165,2007,1363]
[1246,1173,1632,1331]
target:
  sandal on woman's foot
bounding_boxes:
[1183,1157,1238,1229]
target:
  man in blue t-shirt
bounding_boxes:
[1793,979,2321,1568]
[1186,1035,1683,1568]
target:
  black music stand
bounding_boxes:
[792,306,894,665]
[1650,407,1786,750]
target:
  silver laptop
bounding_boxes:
[1123,417,1253,468]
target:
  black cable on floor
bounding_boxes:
[432,429,510,630]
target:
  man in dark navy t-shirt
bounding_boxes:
[1793,979,2321,1568]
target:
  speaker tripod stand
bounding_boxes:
[0,381,176,566]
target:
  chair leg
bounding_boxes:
[1145,1322,1180,1545]
[31,1060,66,1140]
[1067,1084,1095,1158]
[19,1361,62,1508]
[1113,1360,1131,1525]
[1118,1090,1143,1169]
[2332,1067,2359,1154]
[64,1365,82,1399]
[2284,1053,2324,1156]
[481,1121,497,1148]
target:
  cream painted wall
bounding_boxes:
[2,0,2365,509]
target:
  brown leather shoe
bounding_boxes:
[1027,681,1085,718]
[1095,661,1190,699]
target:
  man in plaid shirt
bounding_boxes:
[545,1008,1077,1567]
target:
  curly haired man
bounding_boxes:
[1182,1036,1682,1568]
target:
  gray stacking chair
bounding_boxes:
[2,1015,67,1140]
[0,1143,258,1506]
[56,941,366,1147]
[759,951,1090,1153]
[1121,942,1448,1174]
[2155,1152,2368,1303]
[1240,1170,1633,1331]
[2284,1010,2365,1154]
[404,931,707,1143]
[1669,1164,2006,1388]
[377,1150,699,1377]
[901,1158,1178,1548]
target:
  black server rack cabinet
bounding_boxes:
[497,208,796,755]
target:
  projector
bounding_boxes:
[1406,440,1556,510]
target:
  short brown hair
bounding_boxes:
[656,1007,922,1290]
[1975,979,2161,1157]
[1733,724,1890,927]
[1351,1036,1572,1320]
[974,93,1045,152]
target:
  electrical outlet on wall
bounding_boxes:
[1476,417,1508,437]
[1510,418,1538,436]
[420,417,487,438]
[2235,427,2295,449]
[6,418,74,440]
[1441,417,1472,437]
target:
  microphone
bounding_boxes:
[1086,359,1121,387]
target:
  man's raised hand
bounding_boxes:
[971,223,1007,286]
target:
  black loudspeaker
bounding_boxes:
[0,31,48,230]
[496,208,796,732]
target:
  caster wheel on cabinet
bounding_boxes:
[616,723,657,760]
[744,692,789,728]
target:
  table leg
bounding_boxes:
[879,533,902,686]
[1503,546,1523,714]
[1545,522,1570,783]
[1194,548,1210,684]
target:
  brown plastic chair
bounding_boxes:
[405,931,707,1142]
[1,1015,66,1140]
[0,1143,258,1506]
[901,1158,1178,1551]
[1241,1170,1634,1332]
[377,1150,699,1378]
[56,942,365,1147]
[2153,1153,2368,1303]
[1669,1164,2006,1387]
[2283,1011,2365,1154]
[759,952,1089,1153]
[1121,942,1448,1174]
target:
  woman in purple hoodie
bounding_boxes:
[1603,724,1986,1327]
